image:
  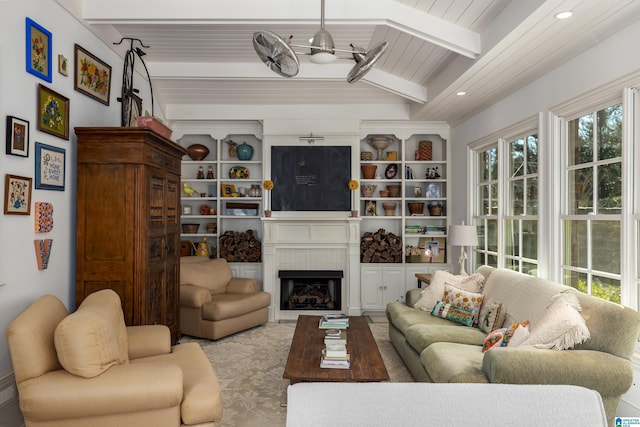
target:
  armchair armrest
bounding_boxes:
[127,325,171,359]
[482,347,633,396]
[180,284,212,308]
[18,363,182,421]
[406,288,422,307]
[227,277,259,294]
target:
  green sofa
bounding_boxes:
[386,266,640,425]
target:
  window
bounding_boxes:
[474,146,498,269]
[504,133,539,275]
[562,103,622,303]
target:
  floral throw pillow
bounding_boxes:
[442,284,483,323]
[482,321,530,352]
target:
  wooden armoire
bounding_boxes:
[75,127,187,344]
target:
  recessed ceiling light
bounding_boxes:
[555,11,573,19]
[456,91,467,96]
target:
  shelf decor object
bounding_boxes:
[187,144,209,161]
[368,136,391,160]
[448,222,478,275]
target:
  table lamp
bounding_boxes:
[448,222,478,276]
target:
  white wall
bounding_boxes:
[0,0,140,376]
[450,19,640,416]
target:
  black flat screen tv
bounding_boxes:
[271,146,351,212]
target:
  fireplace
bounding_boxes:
[279,270,343,311]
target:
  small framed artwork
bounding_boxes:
[26,18,52,83]
[35,142,66,191]
[4,174,33,215]
[6,116,30,157]
[37,84,70,140]
[74,44,112,105]
[419,237,447,263]
[221,184,236,197]
[58,54,68,76]
[426,182,441,198]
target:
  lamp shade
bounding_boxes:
[448,224,478,247]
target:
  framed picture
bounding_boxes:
[58,54,68,76]
[4,174,33,215]
[6,116,30,157]
[35,142,66,191]
[26,18,52,83]
[74,44,112,105]
[221,184,236,197]
[419,237,447,263]
[426,182,441,198]
[37,84,70,140]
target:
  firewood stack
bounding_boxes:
[219,229,262,262]
[360,228,403,263]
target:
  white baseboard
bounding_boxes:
[0,371,23,427]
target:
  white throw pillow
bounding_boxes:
[519,292,590,350]
[413,270,485,312]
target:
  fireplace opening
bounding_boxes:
[279,270,343,311]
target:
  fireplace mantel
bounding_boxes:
[261,216,361,321]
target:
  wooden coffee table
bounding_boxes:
[283,315,389,384]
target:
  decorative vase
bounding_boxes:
[368,137,392,160]
[236,142,254,160]
[361,164,377,179]
[360,184,377,197]
[386,184,401,197]
[249,184,262,197]
[408,202,425,215]
[428,204,443,216]
[418,140,433,160]
[187,144,209,161]
[382,202,397,216]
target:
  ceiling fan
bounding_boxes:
[252,0,388,83]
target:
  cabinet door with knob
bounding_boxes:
[75,127,186,344]
[360,266,403,311]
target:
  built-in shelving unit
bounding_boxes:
[172,122,263,270]
[358,122,451,311]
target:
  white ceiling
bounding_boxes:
[57,0,640,125]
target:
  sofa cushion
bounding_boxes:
[387,301,453,335]
[133,342,223,424]
[202,292,270,321]
[181,257,232,295]
[413,271,485,312]
[431,301,475,327]
[520,292,590,350]
[405,323,486,354]
[54,289,129,378]
[420,342,488,383]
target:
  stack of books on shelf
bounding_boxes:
[318,313,349,329]
[320,328,350,369]
[424,226,446,235]
[405,225,424,234]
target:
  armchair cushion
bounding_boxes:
[54,289,129,378]
[181,257,231,295]
[202,292,271,321]
[227,277,259,293]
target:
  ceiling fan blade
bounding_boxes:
[347,41,388,84]
[253,30,300,78]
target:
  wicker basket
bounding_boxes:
[428,205,443,216]
[418,140,432,161]
[182,223,199,233]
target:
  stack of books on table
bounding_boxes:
[320,342,350,369]
[324,328,347,345]
[318,313,349,329]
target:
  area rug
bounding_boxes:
[183,319,413,427]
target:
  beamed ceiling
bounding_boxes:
[57,0,640,125]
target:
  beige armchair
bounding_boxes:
[180,257,270,340]
[6,289,223,427]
